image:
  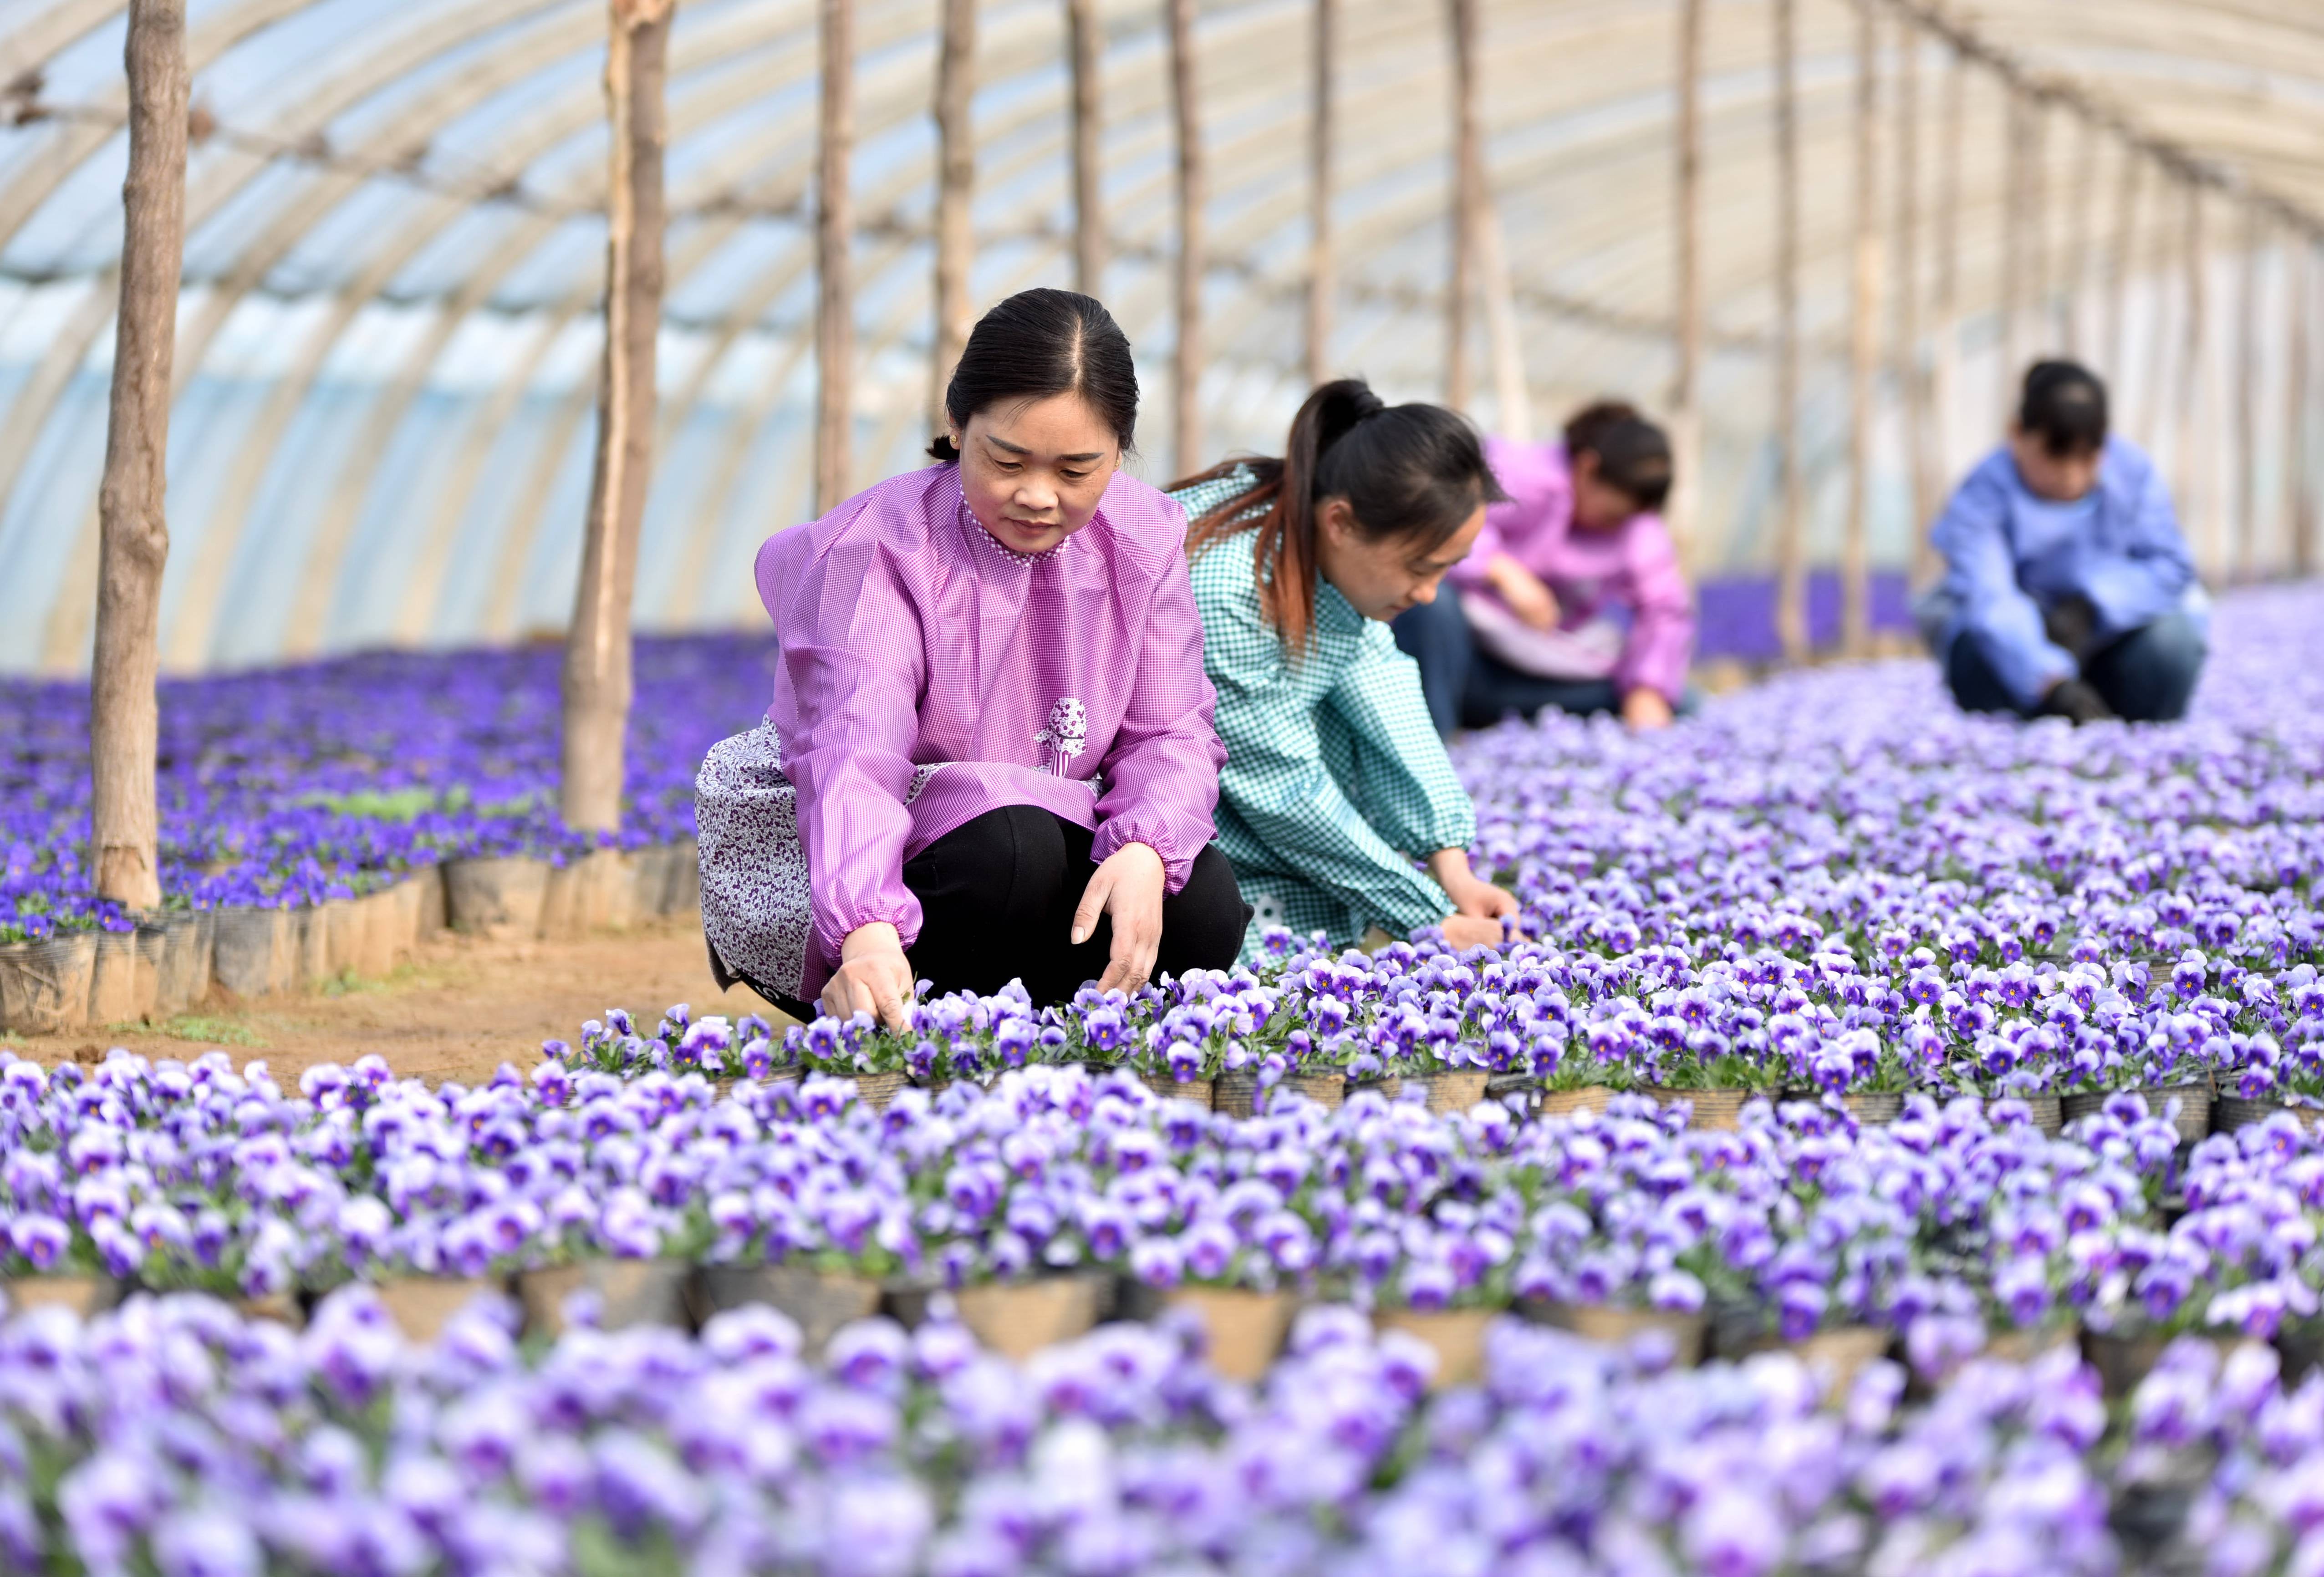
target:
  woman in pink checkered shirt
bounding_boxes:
[697,290,1246,1029]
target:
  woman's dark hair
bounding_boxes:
[2018,360,2109,458]
[1176,378,1504,656]
[929,288,1138,460]
[1562,401,1673,512]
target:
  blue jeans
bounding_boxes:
[1944,610,2206,722]
[1392,585,1635,739]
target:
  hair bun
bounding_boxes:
[1315,378,1386,457]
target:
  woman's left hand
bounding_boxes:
[1621,687,1675,731]
[1427,848,1519,929]
[1074,841,1167,995]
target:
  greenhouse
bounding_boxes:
[5,1,2324,1572]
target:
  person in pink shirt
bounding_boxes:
[696,289,1244,1029]
[1391,402,1696,736]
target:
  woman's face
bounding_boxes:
[1570,449,1645,532]
[951,393,1121,555]
[1316,497,1488,623]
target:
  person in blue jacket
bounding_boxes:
[1922,360,2207,724]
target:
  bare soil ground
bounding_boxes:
[2,916,793,1087]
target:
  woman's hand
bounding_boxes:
[1621,687,1675,731]
[821,922,916,1031]
[1486,553,1560,632]
[1427,847,1518,949]
[1074,841,1167,995]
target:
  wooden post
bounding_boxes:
[562,0,673,835]
[1065,0,1102,296]
[2292,240,2315,579]
[1931,49,1962,482]
[1446,0,1481,411]
[1999,88,2027,407]
[2023,101,2047,351]
[1773,0,1805,662]
[1842,0,1879,659]
[1896,15,1936,580]
[2104,147,2140,388]
[1668,0,1704,574]
[930,0,976,431]
[815,0,854,513]
[1479,194,1530,441]
[1168,0,1203,478]
[2062,117,2097,356]
[2234,207,2262,580]
[2176,179,2207,574]
[1306,0,1335,385]
[89,0,189,911]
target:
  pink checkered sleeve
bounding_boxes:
[1090,534,1226,891]
[1610,511,1696,704]
[775,530,930,961]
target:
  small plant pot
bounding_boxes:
[1644,1087,1750,1129]
[321,897,362,977]
[408,864,449,940]
[444,856,550,941]
[1,1274,118,1319]
[2277,1324,2324,1383]
[292,905,333,989]
[1982,1321,2080,1365]
[371,1276,507,1344]
[1213,1070,1260,1118]
[0,932,98,1033]
[1726,1324,1892,1400]
[133,923,168,1015]
[539,848,637,941]
[1132,1285,1297,1383]
[667,839,701,918]
[1373,1306,1496,1389]
[353,889,401,977]
[1288,1073,1347,1111]
[951,1272,1116,1363]
[1840,1091,1905,1126]
[1140,1070,1216,1108]
[210,906,291,998]
[2213,1096,2300,1134]
[693,1263,882,1359]
[88,929,145,1023]
[517,1259,693,1338]
[236,1292,305,1328]
[1538,1086,1616,1119]
[2080,1328,2175,1400]
[628,844,679,918]
[154,911,209,1016]
[2021,1094,2064,1136]
[1527,1300,1708,1367]
[851,1072,907,1112]
[1415,1069,1491,1116]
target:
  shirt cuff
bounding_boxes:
[1090,819,1195,895]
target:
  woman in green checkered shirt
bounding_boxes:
[1171,379,1519,965]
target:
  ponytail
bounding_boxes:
[1177,379,1502,655]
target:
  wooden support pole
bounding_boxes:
[2104,147,2140,388]
[1446,0,1481,411]
[2024,99,2048,353]
[1479,191,1530,441]
[1065,0,1102,296]
[1773,0,1805,662]
[2000,87,2028,405]
[2292,242,2315,579]
[814,0,854,514]
[2138,159,2174,446]
[89,0,188,910]
[1896,16,1936,580]
[562,0,673,834]
[2176,180,2207,574]
[1931,48,1962,484]
[2235,206,2262,580]
[1168,0,1203,478]
[2062,117,2098,356]
[1306,0,1335,386]
[930,0,976,431]
[1668,0,1704,574]
[1842,0,1879,658]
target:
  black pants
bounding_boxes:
[1945,610,2206,723]
[718,806,1249,1018]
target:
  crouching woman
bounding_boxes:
[698,288,1246,1027]
[1173,379,1519,963]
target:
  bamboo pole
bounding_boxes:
[2024,98,2047,356]
[929,0,976,431]
[1773,0,1805,662]
[2292,242,2314,579]
[1667,0,1704,574]
[561,0,673,835]
[1931,47,1962,484]
[2176,180,2208,575]
[1065,0,1102,296]
[2104,147,2140,388]
[1478,194,1530,442]
[1842,0,1879,659]
[2235,206,2261,580]
[1896,16,1935,580]
[89,0,188,910]
[1168,0,1203,478]
[2062,117,2097,357]
[1446,0,1481,412]
[2138,163,2174,448]
[815,0,854,513]
[1306,0,1334,386]
[1999,88,2028,406]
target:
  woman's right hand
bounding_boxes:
[1440,913,1507,949]
[821,922,916,1031]
[1486,553,1560,632]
